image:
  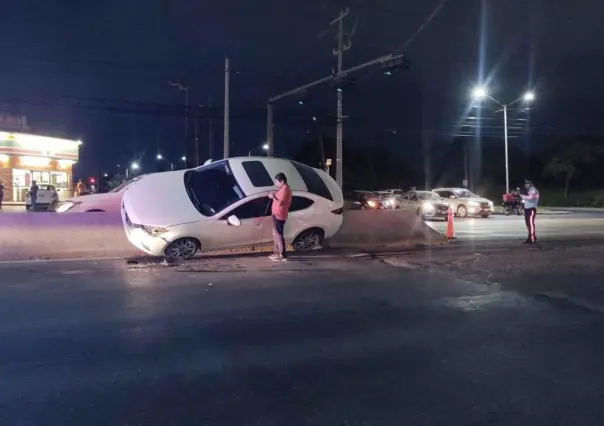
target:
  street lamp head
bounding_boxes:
[156,153,163,160]
[262,144,269,150]
[472,86,488,100]
[523,91,535,102]
[131,162,140,170]
[181,156,186,161]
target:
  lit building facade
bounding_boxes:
[0,131,80,202]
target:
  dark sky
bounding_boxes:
[0,0,602,174]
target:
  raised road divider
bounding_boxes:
[0,210,447,261]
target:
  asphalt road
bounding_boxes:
[3,250,604,425]
[427,211,604,243]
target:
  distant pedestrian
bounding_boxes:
[29,180,39,211]
[268,172,292,262]
[75,179,87,196]
[521,179,540,244]
[0,180,4,210]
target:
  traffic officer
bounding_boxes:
[521,179,540,244]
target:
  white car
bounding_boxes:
[26,185,59,211]
[398,190,450,220]
[56,177,143,213]
[121,157,344,260]
[432,187,494,218]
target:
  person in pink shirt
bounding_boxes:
[268,172,292,261]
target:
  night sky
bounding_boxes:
[0,0,601,176]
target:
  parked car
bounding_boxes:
[26,185,59,211]
[121,157,344,260]
[432,187,494,218]
[398,190,450,220]
[55,177,144,213]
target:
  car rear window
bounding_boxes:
[291,161,333,201]
[241,161,273,187]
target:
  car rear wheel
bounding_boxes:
[456,205,468,218]
[164,238,199,260]
[293,229,324,252]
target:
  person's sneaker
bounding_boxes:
[268,254,279,261]
[523,239,533,245]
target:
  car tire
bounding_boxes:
[395,205,401,210]
[163,238,199,261]
[481,213,490,218]
[293,229,324,252]
[456,205,468,218]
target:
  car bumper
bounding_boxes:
[121,206,168,256]
[423,209,448,218]
[124,226,169,256]
[468,206,492,216]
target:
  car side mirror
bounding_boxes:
[227,215,241,227]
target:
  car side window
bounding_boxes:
[290,196,314,212]
[222,197,272,220]
[410,193,419,201]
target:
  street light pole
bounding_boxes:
[169,81,189,165]
[471,87,534,195]
[503,104,509,194]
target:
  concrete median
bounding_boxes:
[0,210,446,261]
[329,209,447,249]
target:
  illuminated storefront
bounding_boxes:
[0,132,80,202]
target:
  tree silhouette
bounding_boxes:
[543,139,598,198]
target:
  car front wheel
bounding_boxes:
[293,229,324,252]
[456,205,468,218]
[164,238,199,260]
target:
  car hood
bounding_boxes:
[63,193,113,204]
[122,171,201,227]
[463,197,492,204]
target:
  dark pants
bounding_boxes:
[0,194,3,209]
[524,207,537,242]
[272,215,287,258]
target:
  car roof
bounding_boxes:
[199,157,342,203]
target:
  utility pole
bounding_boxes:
[193,114,200,167]
[208,95,214,159]
[266,10,409,188]
[223,58,230,159]
[332,8,351,188]
[169,81,189,165]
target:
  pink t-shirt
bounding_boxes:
[271,184,292,220]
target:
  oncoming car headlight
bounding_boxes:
[55,201,81,213]
[141,226,169,236]
[385,198,395,206]
[367,200,377,208]
[423,202,435,210]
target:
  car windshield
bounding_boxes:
[111,178,139,193]
[184,161,244,216]
[454,190,479,198]
[418,192,442,201]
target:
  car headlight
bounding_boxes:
[141,226,169,236]
[55,201,81,213]
[386,198,394,206]
[489,201,494,208]
[468,201,480,206]
[423,202,435,210]
[367,200,376,207]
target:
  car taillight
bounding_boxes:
[331,207,343,215]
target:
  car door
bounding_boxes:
[213,195,273,250]
[398,192,412,211]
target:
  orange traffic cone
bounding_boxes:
[446,206,455,239]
